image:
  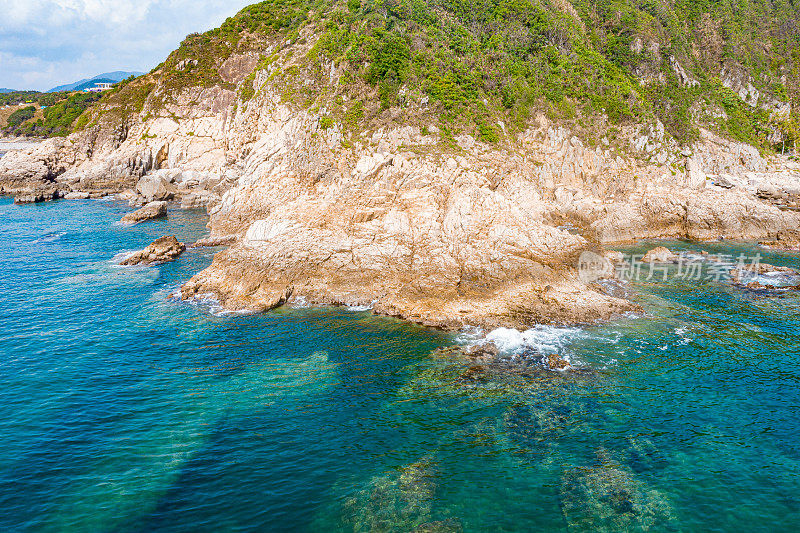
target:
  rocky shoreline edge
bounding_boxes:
[3,117,800,334]
[5,177,800,333]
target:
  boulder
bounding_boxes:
[546,353,572,371]
[180,193,211,209]
[641,246,678,263]
[136,175,173,202]
[121,201,167,224]
[756,183,783,200]
[64,192,91,200]
[120,236,186,266]
[714,173,742,189]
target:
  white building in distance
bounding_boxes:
[85,82,114,93]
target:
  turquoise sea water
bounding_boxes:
[1,196,800,532]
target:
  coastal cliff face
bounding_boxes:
[2,0,800,328]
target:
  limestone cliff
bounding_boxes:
[2,0,800,328]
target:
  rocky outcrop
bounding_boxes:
[120,235,185,266]
[641,247,678,263]
[435,342,575,374]
[729,261,800,291]
[13,188,60,204]
[120,201,167,224]
[189,234,237,248]
[761,230,800,251]
[136,173,174,202]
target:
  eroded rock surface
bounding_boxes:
[13,188,60,204]
[761,230,800,251]
[189,235,238,248]
[120,235,185,266]
[121,201,167,224]
[641,246,678,263]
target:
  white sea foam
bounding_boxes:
[480,325,585,355]
[454,325,485,345]
[110,250,139,266]
[289,295,311,308]
[674,325,694,346]
[346,300,377,312]
[740,272,800,288]
[181,291,253,317]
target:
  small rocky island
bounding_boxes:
[120,236,185,266]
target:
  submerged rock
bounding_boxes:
[625,437,668,473]
[424,343,596,400]
[547,353,572,371]
[503,403,575,458]
[412,519,463,533]
[120,235,185,266]
[641,246,678,263]
[121,201,167,224]
[560,450,677,532]
[729,262,800,291]
[435,343,575,375]
[464,342,500,363]
[341,458,441,532]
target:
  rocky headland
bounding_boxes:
[2,1,799,330]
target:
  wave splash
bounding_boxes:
[483,325,586,355]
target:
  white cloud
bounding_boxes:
[0,0,253,90]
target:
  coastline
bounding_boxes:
[3,128,799,331]
[2,68,799,334]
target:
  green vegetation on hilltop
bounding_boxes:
[305,0,798,148]
[44,0,800,152]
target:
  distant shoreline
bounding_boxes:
[0,138,42,157]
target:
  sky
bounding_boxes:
[0,0,254,91]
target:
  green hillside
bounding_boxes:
[86,0,800,151]
[1,91,101,137]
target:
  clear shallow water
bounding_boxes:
[1,198,800,532]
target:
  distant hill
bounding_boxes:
[48,71,143,93]
[71,78,117,92]
[0,89,16,94]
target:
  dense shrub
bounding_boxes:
[6,106,36,129]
